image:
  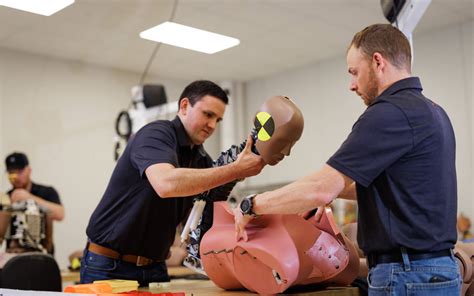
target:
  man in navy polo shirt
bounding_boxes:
[235,24,461,295]
[81,80,265,285]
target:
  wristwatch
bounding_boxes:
[240,193,258,217]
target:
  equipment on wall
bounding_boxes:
[114,0,180,160]
[380,0,431,62]
[114,84,177,160]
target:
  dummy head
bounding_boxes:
[253,96,304,165]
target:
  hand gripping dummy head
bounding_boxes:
[253,96,304,165]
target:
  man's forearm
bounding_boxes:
[338,182,357,200]
[31,194,65,221]
[148,136,264,199]
[253,180,337,215]
[148,162,243,198]
[253,165,350,215]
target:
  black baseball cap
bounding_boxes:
[5,152,29,171]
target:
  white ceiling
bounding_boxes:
[0,0,472,82]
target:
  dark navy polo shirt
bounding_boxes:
[86,116,213,261]
[327,77,457,255]
[8,183,61,205]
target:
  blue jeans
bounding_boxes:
[367,250,461,296]
[80,249,170,286]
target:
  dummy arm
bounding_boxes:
[204,129,259,202]
[180,131,259,245]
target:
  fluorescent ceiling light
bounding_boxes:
[140,21,240,54]
[0,0,74,16]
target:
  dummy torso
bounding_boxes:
[200,202,360,294]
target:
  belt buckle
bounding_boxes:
[136,256,150,267]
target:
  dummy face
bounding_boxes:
[347,46,379,106]
[7,166,31,189]
[179,95,226,145]
[254,96,304,166]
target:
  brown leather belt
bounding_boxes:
[87,242,159,267]
[367,248,452,268]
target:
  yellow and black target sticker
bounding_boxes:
[254,111,275,142]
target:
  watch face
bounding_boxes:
[240,199,251,214]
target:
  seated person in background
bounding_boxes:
[1,152,64,254]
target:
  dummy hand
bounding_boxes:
[10,189,33,203]
[233,207,254,242]
[233,135,266,179]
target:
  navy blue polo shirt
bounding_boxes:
[86,116,213,261]
[327,77,457,255]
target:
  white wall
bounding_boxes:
[0,21,472,269]
[245,21,474,222]
[0,48,219,269]
[414,21,473,221]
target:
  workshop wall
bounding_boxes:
[245,21,473,223]
[0,20,471,270]
[0,49,219,269]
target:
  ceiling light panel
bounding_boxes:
[0,0,74,16]
[140,21,240,54]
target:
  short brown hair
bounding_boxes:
[349,24,411,72]
[178,80,228,108]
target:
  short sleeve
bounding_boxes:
[327,102,413,187]
[44,187,61,205]
[130,123,179,177]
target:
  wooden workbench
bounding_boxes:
[144,279,360,295]
[62,266,360,295]
[60,266,199,283]
[146,267,360,295]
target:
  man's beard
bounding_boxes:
[364,68,379,105]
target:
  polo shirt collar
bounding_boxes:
[378,77,422,98]
[171,116,191,147]
[171,116,207,157]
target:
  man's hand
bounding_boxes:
[298,209,316,219]
[10,189,34,203]
[298,207,325,222]
[233,207,254,242]
[313,206,325,222]
[233,135,266,179]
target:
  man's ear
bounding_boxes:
[372,52,384,71]
[179,98,190,115]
